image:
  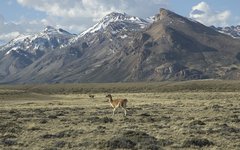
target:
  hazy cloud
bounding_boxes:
[0,31,20,43]
[7,0,13,5]
[2,0,168,44]
[0,14,21,43]
[16,0,168,32]
[189,1,231,26]
[16,0,168,20]
[0,14,47,44]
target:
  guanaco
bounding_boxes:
[89,94,95,99]
[106,94,128,116]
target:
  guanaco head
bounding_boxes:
[88,94,94,98]
[106,94,112,98]
[106,94,113,102]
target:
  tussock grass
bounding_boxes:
[0,80,240,149]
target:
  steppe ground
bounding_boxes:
[0,81,239,150]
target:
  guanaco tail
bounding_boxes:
[106,94,128,116]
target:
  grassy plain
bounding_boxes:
[0,80,240,149]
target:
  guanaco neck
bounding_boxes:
[108,95,113,102]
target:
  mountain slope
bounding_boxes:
[133,9,240,81]
[1,12,148,83]
[69,12,149,44]
[0,26,75,80]
[1,9,240,84]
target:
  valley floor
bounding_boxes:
[0,90,239,149]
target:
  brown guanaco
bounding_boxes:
[106,94,128,116]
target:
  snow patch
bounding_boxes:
[5,50,13,55]
[79,12,149,37]
[12,34,31,43]
[120,35,128,39]
[109,49,116,54]
[1,25,74,56]
[146,16,156,23]
[5,47,20,55]
[218,30,240,39]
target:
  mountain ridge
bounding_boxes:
[80,12,148,36]
[1,8,240,84]
[211,25,240,38]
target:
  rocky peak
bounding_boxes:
[104,12,129,21]
[156,8,184,21]
[44,26,56,32]
[80,12,148,36]
[43,26,73,36]
[104,12,147,23]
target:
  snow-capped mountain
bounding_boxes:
[1,26,75,56]
[1,9,240,84]
[0,26,75,80]
[80,12,149,36]
[68,12,149,45]
[211,25,240,38]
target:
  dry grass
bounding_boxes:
[0,81,240,149]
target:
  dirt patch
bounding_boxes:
[211,104,223,111]
[183,138,214,148]
[189,120,206,126]
[218,124,240,135]
[104,137,136,149]
[41,129,83,139]
[0,122,22,134]
[101,130,167,149]
[1,138,17,146]
[54,141,66,148]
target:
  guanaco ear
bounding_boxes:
[106,94,112,97]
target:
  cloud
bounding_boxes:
[16,0,168,31]
[6,0,13,5]
[0,14,46,45]
[16,0,125,22]
[1,0,168,44]
[16,0,168,20]
[0,32,20,43]
[0,14,21,44]
[189,1,231,26]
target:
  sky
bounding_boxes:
[0,0,240,44]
